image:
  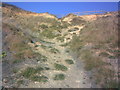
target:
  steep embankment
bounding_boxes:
[69,12,119,88]
[2,3,119,88]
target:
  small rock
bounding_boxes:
[83,82,86,84]
[35,81,39,84]
[3,78,8,83]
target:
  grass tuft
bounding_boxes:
[65,59,74,64]
[53,74,65,80]
[13,59,23,64]
[31,75,48,82]
[22,67,37,78]
[54,63,68,71]
[50,48,60,54]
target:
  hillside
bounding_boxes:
[2,3,119,88]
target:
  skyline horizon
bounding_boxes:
[4,2,118,18]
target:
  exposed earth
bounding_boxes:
[2,3,119,88]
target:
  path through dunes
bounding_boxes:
[21,38,94,88]
[2,3,118,88]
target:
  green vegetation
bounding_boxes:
[21,66,49,82]
[3,4,119,88]
[69,35,84,52]
[40,24,48,29]
[39,39,55,44]
[44,67,50,70]
[40,45,60,54]
[13,59,23,64]
[108,55,116,59]
[35,66,44,73]
[22,67,37,78]
[36,53,47,62]
[41,29,58,39]
[99,52,110,57]
[99,52,116,59]
[2,51,7,58]
[17,80,24,86]
[39,22,69,39]
[68,27,79,32]
[40,39,55,44]
[54,63,68,71]
[40,44,48,49]
[65,50,70,53]
[65,59,74,64]
[12,68,18,73]
[113,49,120,53]
[53,74,65,80]
[56,36,65,42]
[31,75,48,82]
[60,42,69,47]
[50,48,60,54]
[35,45,40,47]
[21,66,48,77]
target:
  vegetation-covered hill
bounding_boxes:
[2,3,119,88]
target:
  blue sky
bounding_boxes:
[6,2,118,18]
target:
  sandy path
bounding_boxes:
[21,40,93,88]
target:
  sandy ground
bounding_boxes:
[20,39,95,88]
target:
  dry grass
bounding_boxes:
[69,15,118,88]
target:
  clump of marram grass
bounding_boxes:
[41,29,57,39]
[2,51,7,58]
[54,63,68,71]
[36,53,48,62]
[65,59,74,64]
[21,67,37,78]
[50,48,60,54]
[99,52,116,59]
[12,59,23,64]
[22,66,44,77]
[44,67,50,70]
[40,45,47,49]
[99,52,110,57]
[40,44,60,54]
[53,74,65,80]
[56,36,64,42]
[39,24,48,29]
[108,55,116,59]
[17,80,24,86]
[60,42,69,47]
[21,66,49,82]
[31,75,48,82]
[12,68,18,73]
[65,50,70,53]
